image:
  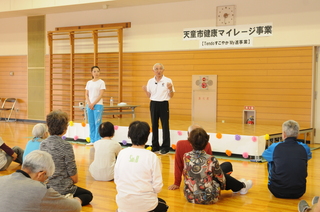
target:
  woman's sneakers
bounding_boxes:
[240,179,253,194]
[234,178,253,195]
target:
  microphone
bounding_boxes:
[155,82,157,84]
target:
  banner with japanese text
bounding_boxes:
[183,23,273,48]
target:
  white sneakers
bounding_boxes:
[239,179,253,194]
[234,178,253,195]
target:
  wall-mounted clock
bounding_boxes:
[216,5,236,26]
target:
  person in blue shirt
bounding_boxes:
[262,120,312,199]
[23,123,48,161]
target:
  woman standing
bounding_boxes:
[85,66,106,145]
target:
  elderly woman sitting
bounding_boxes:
[40,110,93,206]
[23,123,48,161]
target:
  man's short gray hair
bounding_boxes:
[153,63,164,70]
[22,150,55,177]
[188,124,202,133]
[282,120,300,138]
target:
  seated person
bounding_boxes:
[114,121,169,212]
[0,136,24,171]
[262,120,312,199]
[183,128,253,205]
[299,196,319,212]
[0,150,81,212]
[23,123,48,161]
[40,110,93,206]
[168,124,214,190]
[89,121,122,181]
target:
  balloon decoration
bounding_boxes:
[216,133,222,139]
[177,131,183,136]
[242,152,249,158]
[235,134,241,141]
[62,135,66,140]
[114,125,119,130]
[86,137,90,142]
[69,121,74,126]
[225,150,232,156]
[122,140,127,145]
[73,135,78,140]
[265,134,270,140]
[146,146,152,151]
[251,136,257,142]
[81,122,86,127]
[171,144,176,150]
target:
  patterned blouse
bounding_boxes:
[183,150,226,204]
[40,135,78,195]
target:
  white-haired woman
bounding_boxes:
[23,123,48,161]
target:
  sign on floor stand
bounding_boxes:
[192,75,217,123]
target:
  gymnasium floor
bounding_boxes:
[0,120,319,212]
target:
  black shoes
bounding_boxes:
[160,149,169,155]
[151,148,159,154]
[151,147,169,155]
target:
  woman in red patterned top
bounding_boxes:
[183,128,252,205]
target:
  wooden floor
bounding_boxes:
[1,120,320,212]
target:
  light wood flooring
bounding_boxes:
[0,120,319,212]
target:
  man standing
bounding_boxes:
[142,63,175,155]
[262,120,312,199]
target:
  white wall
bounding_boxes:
[0,16,27,55]
[44,0,320,53]
[1,0,320,55]
[0,0,107,12]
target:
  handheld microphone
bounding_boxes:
[155,82,157,84]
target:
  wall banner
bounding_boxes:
[183,23,273,49]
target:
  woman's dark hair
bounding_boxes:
[188,128,210,150]
[91,66,100,79]
[46,110,69,136]
[128,121,150,145]
[99,121,115,138]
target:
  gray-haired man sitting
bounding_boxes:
[0,150,81,212]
